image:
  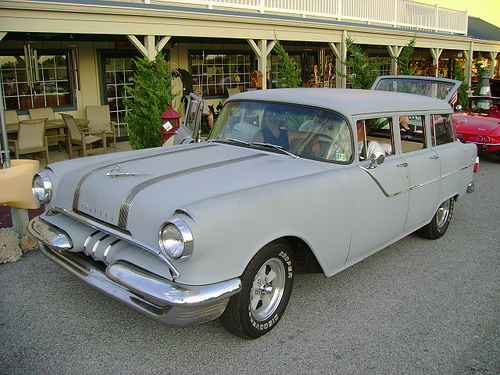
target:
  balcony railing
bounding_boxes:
[145,0,467,35]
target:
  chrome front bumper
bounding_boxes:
[30,217,241,328]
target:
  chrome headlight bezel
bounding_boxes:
[158,217,194,261]
[32,172,53,204]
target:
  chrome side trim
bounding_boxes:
[358,165,410,198]
[32,209,181,279]
[118,153,267,229]
[359,162,475,198]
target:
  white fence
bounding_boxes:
[146,0,468,34]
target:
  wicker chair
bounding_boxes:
[85,105,117,150]
[62,113,106,158]
[4,110,19,124]
[8,119,49,164]
[29,107,66,151]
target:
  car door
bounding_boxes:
[399,114,441,231]
[173,93,203,144]
[346,117,409,265]
[430,113,473,199]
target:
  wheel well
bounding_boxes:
[282,236,323,274]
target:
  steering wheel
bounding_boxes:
[299,133,335,159]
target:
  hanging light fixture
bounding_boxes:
[23,41,39,89]
[67,34,81,90]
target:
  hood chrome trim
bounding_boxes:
[106,164,153,178]
[73,144,217,210]
[118,153,267,229]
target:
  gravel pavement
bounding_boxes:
[1,154,499,375]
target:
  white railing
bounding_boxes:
[146,0,468,35]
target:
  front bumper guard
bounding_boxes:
[30,219,241,328]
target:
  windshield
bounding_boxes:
[468,97,500,111]
[209,101,353,163]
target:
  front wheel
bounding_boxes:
[220,240,294,339]
[418,198,454,239]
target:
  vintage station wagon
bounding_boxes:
[29,83,477,339]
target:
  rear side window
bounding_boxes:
[431,114,455,146]
[399,115,426,152]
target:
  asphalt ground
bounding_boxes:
[1,153,499,375]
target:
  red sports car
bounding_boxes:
[453,96,500,161]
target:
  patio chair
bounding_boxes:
[8,118,49,165]
[226,88,241,97]
[62,113,106,158]
[5,110,19,124]
[85,105,117,150]
[29,107,56,121]
[29,107,66,151]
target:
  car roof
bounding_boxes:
[228,88,453,117]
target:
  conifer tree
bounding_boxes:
[453,59,470,108]
[396,38,416,75]
[124,52,177,149]
[273,40,301,88]
[341,38,384,89]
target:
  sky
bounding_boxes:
[417,0,500,27]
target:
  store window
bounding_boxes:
[189,52,253,97]
[101,52,142,137]
[1,50,73,111]
[102,54,137,138]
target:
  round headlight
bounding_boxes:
[159,218,194,261]
[32,173,53,204]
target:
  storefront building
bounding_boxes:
[1,0,499,139]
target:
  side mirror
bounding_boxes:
[367,153,385,169]
[455,104,462,112]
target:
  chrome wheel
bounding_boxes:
[418,198,454,240]
[435,199,451,229]
[220,240,294,339]
[250,258,286,321]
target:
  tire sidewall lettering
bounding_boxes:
[247,247,293,333]
[278,250,293,279]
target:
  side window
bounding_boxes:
[357,117,393,161]
[431,114,455,146]
[399,115,425,152]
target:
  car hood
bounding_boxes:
[63,142,326,232]
[453,112,500,134]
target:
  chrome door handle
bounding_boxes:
[430,154,439,159]
[397,162,408,167]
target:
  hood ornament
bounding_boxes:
[106,164,152,178]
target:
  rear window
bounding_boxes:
[373,77,457,101]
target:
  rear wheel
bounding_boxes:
[418,198,454,239]
[220,240,294,339]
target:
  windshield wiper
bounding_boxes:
[213,138,251,146]
[252,142,299,159]
[214,138,299,159]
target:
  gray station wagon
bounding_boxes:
[29,79,477,339]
